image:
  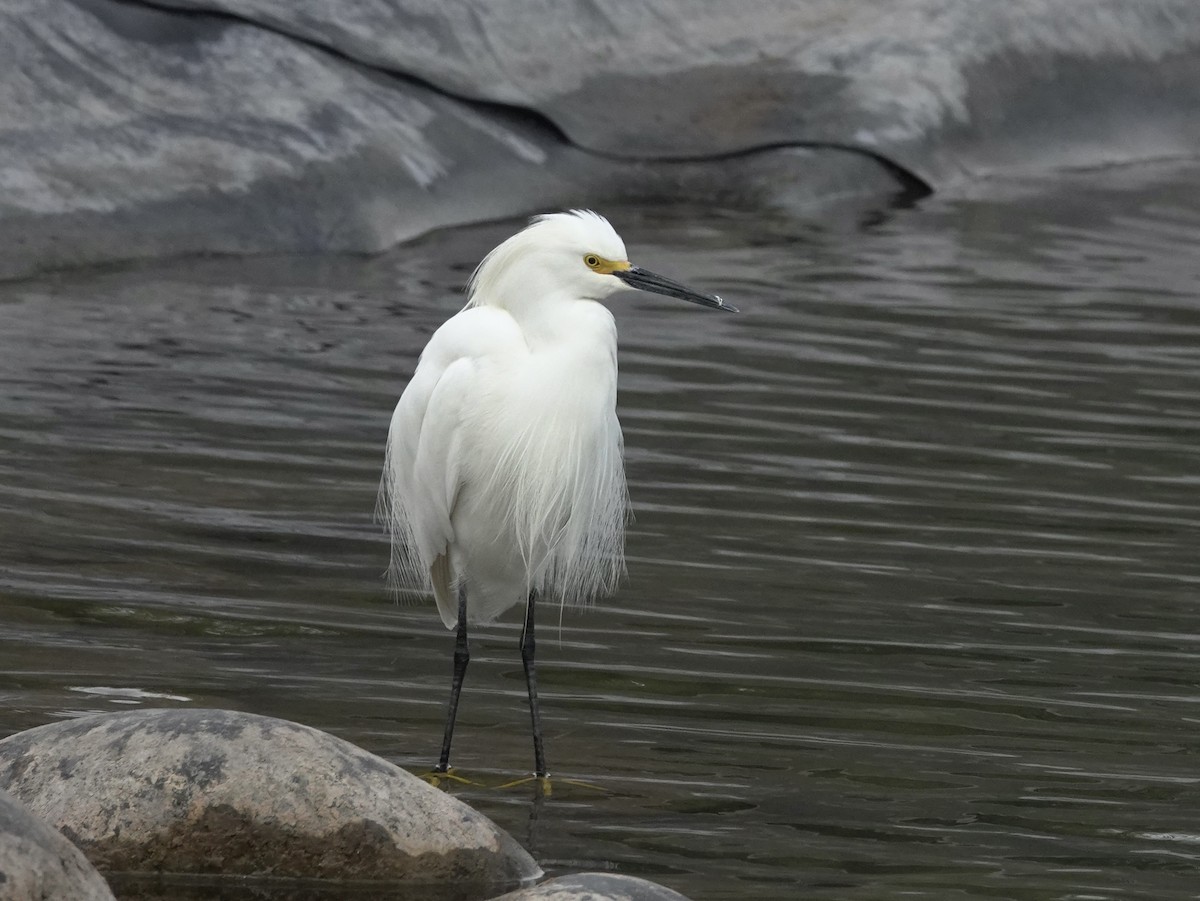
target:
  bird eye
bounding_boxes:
[584,254,602,270]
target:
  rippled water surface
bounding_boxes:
[3,163,1200,900]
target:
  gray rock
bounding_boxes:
[0,708,540,889]
[150,0,1200,180]
[0,0,577,280]
[0,0,908,280]
[0,786,116,901]
[489,873,693,901]
[4,0,1197,278]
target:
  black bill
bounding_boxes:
[614,266,738,313]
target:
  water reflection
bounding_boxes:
[2,163,1200,899]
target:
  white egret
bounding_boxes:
[379,210,736,779]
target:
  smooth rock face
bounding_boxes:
[489,873,693,901]
[2,0,1198,277]
[0,708,540,888]
[0,787,116,901]
[0,0,911,280]
[151,0,1200,178]
[0,0,580,280]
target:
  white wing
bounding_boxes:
[379,306,523,625]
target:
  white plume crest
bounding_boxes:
[465,210,626,310]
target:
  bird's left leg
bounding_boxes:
[520,589,548,780]
[501,592,605,793]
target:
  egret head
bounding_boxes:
[467,210,738,313]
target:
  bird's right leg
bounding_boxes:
[520,589,548,780]
[434,583,469,773]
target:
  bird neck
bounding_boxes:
[471,267,577,332]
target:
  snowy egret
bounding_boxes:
[380,210,736,779]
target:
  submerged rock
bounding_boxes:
[0,787,116,900]
[490,873,693,901]
[0,708,540,889]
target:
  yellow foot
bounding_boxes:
[551,776,610,794]
[493,774,607,795]
[419,768,479,788]
[495,773,554,794]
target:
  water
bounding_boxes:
[2,162,1200,900]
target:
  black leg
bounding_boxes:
[435,584,469,773]
[520,590,548,778]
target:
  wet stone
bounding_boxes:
[0,708,540,890]
[0,786,116,900]
[489,873,694,901]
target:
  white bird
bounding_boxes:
[379,210,736,779]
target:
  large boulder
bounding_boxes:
[0,0,903,280]
[0,708,540,890]
[0,0,576,280]
[0,787,116,900]
[148,0,1200,180]
[3,0,1199,277]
